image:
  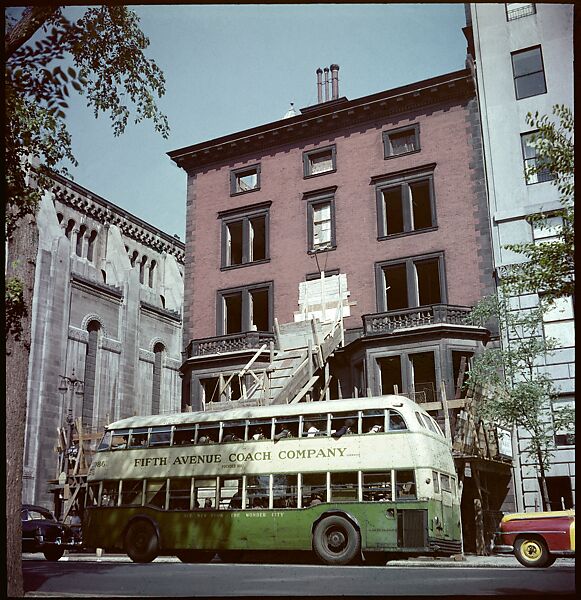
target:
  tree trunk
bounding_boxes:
[6,210,38,597]
[536,447,552,511]
[5,6,60,58]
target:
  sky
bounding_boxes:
[11,4,469,241]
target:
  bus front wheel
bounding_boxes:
[514,535,556,568]
[313,515,360,565]
[125,520,159,563]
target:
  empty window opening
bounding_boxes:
[410,180,432,230]
[249,216,266,261]
[87,230,97,262]
[227,221,243,266]
[201,377,221,404]
[130,250,138,267]
[542,476,573,510]
[65,219,75,240]
[224,293,243,334]
[383,264,408,310]
[139,256,148,284]
[249,288,269,331]
[148,260,156,288]
[410,352,437,403]
[452,351,473,399]
[383,187,404,235]
[152,342,165,415]
[378,356,403,395]
[309,150,333,174]
[415,258,441,306]
[76,225,86,257]
[235,169,259,193]
[383,125,420,158]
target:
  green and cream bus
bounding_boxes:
[83,395,462,565]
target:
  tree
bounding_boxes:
[5,7,169,596]
[501,105,574,303]
[467,288,575,511]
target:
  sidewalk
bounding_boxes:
[23,551,575,568]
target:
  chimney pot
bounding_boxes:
[330,64,340,100]
[316,68,323,104]
[323,67,330,102]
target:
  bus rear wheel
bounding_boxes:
[125,520,159,563]
[514,535,556,568]
[313,515,360,565]
[177,550,215,563]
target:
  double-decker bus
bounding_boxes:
[83,395,462,565]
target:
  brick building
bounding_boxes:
[22,173,185,507]
[170,66,514,550]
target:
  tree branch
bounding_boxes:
[5,5,60,58]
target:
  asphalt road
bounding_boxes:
[23,555,575,597]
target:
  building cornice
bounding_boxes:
[168,69,473,172]
[49,172,185,263]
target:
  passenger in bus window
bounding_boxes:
[332,419,355,439]
[204,498,213,510]
[367,424,382,433]
[252,427,265,440]
[309,493,323,506]
[305,422,319,437]
[222,433,242,442]
[389,413,407,430]
[229,492,242,508]
[274,427,291,441]
[198,434,214,444]
[114,436,128,449]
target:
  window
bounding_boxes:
[521,132,553,184]
[432,471,440,493]
[220,204,270,268]
[542,296,574,348]
[128,427,148,448]
[330,472,358,501]
[375,168,436,238]
[362,472,392,501]
[120,480,143,506]
[552,397,575,447]
[395,470,416,499]
[168,478,192,510]
[383,124,420,158]
[272,474,298,508]
[145,478,167,509]
[230,164,260,195]
[506,3,536,20]
[511,46,546,100]
[246,475,269,509]
[303,145,336,177]
[301,473,327,507]
[219,477,243,510]
[218,282,273,335]
[376,253,445,312]
[150,425,172,447]
[307,199,335,253]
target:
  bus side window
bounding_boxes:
[432,471,440,494]
[128,427,149,448]
[272,474,298,507]
[173,425,195,446]
[301,473,327,507]
[197,423,219,445]
[362,472,392,501]
[150,426,172,447]
[440,474,451,492]
[101,481,119,507]
[273,417,299,440]
[388,410,407,431]
[247,419,271,441]
[396,470,416,499]
[97,431,111,451]
[111,429,130,450]
[86,483,100,506]
[221,421,245,443]
[245,475,269,508]
[195,479,217,510]
[330,413,358,437]
[301,415,327,438]
[330,472,358,501]
[168,478,192,510]
[120,479,143,506]
[362,410,385,434]
[219,477,242,509]
[145,478,167,509]
[415,412,427,429]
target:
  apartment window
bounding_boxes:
[306,195,335,252]
[376,174,435,238]
[506,3,536,21]
[220,203,270,268]
[511,46,546,100]
[552,397,575,448]
[383,124,420,159]
[218,282,273,335]
[230,164,260,195]
[376,253,445,312]
[303,145,336,178]
[521,132,553,184]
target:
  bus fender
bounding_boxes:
[122,515,163,550]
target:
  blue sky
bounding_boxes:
[14,4,469,240]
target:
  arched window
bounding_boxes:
[148,260,156,288]
[139,256,148,284]
[65,219,75,240]
[160,295,166,309]
[130,250,138,267]
[57,213,64,224]
[101,270,107,283]
[152,342,165,415]
[76,225,87,257]
[87,230,97,262]
[83,320,101,428]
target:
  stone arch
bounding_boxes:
[80,314,107,338]
[151,339,166,415]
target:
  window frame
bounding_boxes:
[230,164,261,196]
[303,145,337,179]
[374,165,438,241]
[219,202,271,270]
[382,124,421,159]
[520,131,554,185]
[505,3,536,21]
[511,45,547,100]
[374,252,447,313]
[306,192,337,253]
[217,281,274,336]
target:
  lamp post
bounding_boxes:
[58,370,84,474]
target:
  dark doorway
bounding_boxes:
[378,356,403,395]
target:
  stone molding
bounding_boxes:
[68,326,89,343]
[101,337,122,354]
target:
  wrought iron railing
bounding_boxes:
[186,331,275,358]
[363,304,473,336]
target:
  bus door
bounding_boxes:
[395,470,428,549]
[430,470,445,539]
[439,473,455,538]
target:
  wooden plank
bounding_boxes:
[440,380,452,442]
[455,356,467,399]
[289,376,320,404]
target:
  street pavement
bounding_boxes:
[23,551,575,568]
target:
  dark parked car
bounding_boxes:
[21,504,82,561]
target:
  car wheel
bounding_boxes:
[44,547,65,561]
[514,535,555,568]
[313,515,360,565]
[125,520,159,563]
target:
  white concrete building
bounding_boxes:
[465,3,574,511]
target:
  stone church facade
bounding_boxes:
[22,173,185,507]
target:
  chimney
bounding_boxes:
[323,67,330,102]
[316,68,323,104]
[330,64,339,100]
